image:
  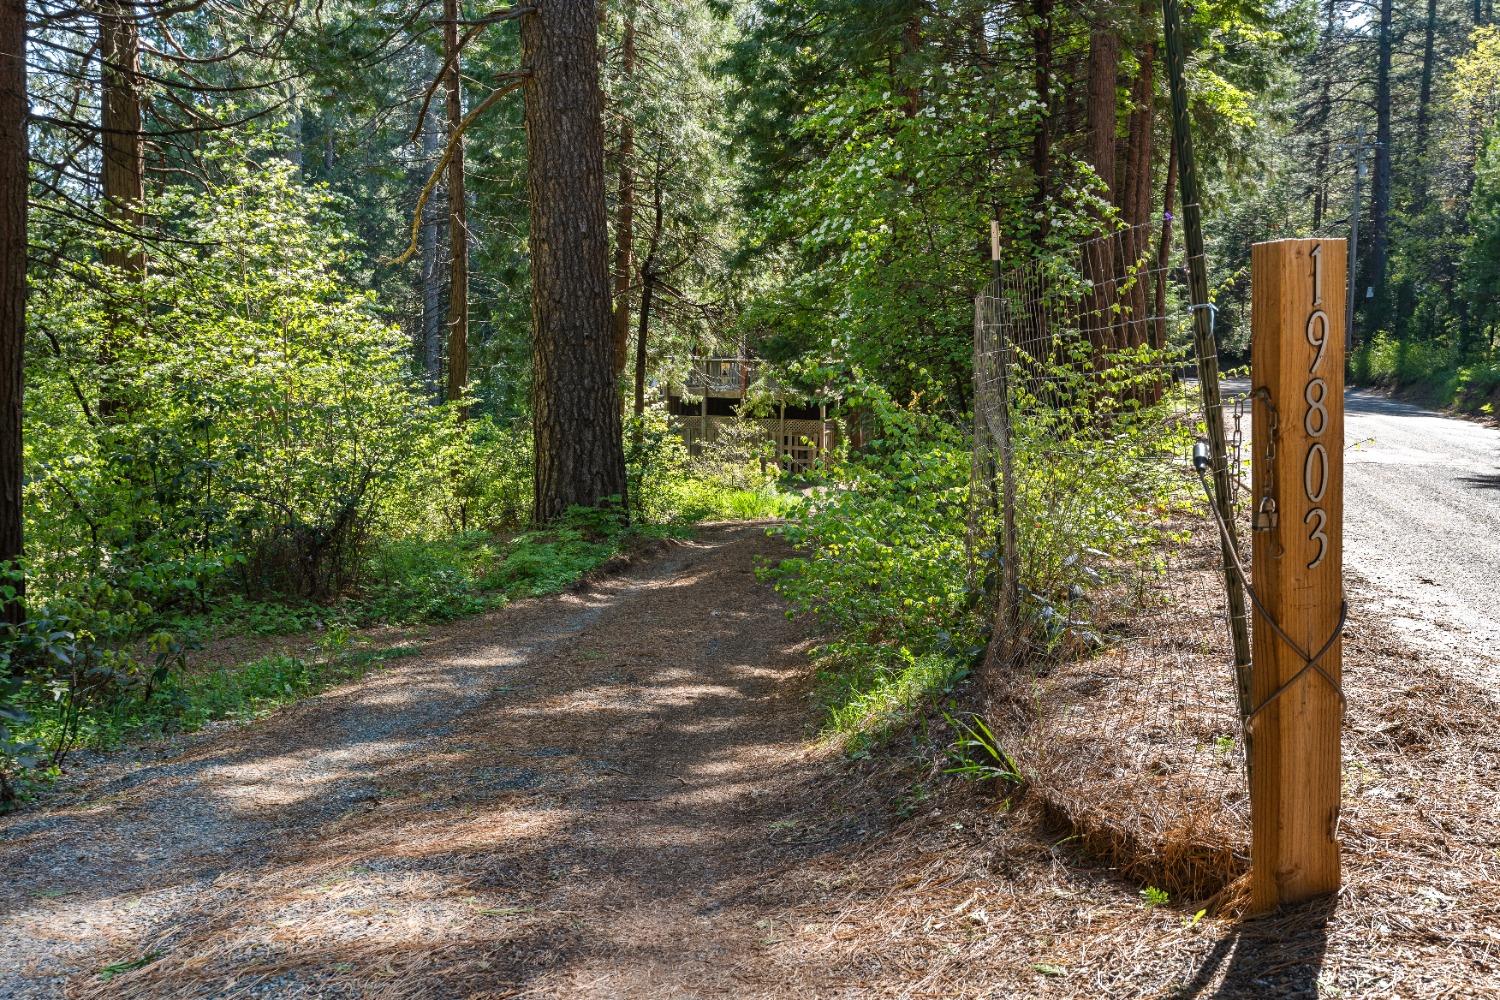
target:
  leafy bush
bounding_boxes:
[1354,331,1499,415]
[627,408,796,524]
[386,416,534,538]
[766,352,1201,748]
[0,579,187,802]
[765,390,981,746]
[29,150,432,605]
[358,533,498,624]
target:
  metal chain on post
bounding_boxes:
[1163,0,1254,722]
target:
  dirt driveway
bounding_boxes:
[0,525,876,998]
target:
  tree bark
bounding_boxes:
[1312,0,1336,229]
[0,0,25,623]
[99,0,144,275]
[98,0,144,421]
[1084,27,1119,352]
[634,161,664,417]
[1120,20,1155,346]
[1087,28,1120,206]
[633,269,653,417]
[1152,135,1177,351]
[420,112,445,402]
[523,0,628,523]
[1416,0,1437,153]
[610,3,636,376]
[1369,0,1394,325]
[443,0,470,416]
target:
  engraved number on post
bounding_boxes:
[1305,377,1327,437]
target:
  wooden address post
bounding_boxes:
[1249,238,1346,913]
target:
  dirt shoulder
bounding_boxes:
[2,523,1496,998]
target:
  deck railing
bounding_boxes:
[681,357,758,395]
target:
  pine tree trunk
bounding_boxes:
[98,0,144,420]
[1152,136,1177,351]
[0,0,25,624]
[610,3,636,376]
[523,0,628,523]
[1084,27,1119,353]
[1120,23,1154,346]
[99,0,143,274]
[443,0,469,416]
[634,166,664,417]
[1416,0,1437,152]
[1370,0,1394,325]
[420,114,445,402]
[1312,0,1336,229]
[1087,29,1119,206]
[633,269,653,417]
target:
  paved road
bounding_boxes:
[1343,389,1500,669]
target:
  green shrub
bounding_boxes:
[29,150,431,605]
[627,408,798,524]
[765,390,981,746]
[766,351,1201,748]
[1356,331,1499,415]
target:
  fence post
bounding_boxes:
[986,222,1021,666]
[1163,0,1253,705]
[1249,238,1346,912]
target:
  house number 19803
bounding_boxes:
[1302,244,1329,569]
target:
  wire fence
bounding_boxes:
[969,220,1256,898]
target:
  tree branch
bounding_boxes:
[389,76,529,267]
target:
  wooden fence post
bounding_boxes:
[1249,238,1346,913]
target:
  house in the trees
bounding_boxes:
[666,358,837,473]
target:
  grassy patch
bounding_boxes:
[17,639,420,757]
[762,404,983,750]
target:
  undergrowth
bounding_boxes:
[16,636,418,773]
[763,391,984,750]
[766,363,1202,755]
[1352,332,1500,417]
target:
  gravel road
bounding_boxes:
[1343,390,1500,671]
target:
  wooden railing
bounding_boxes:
[682,357,758,395]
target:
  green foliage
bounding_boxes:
[358,533,500,625]
[387,416,534,537]
[1354,332,1500,415]
[1140,886,1171,909]
[767,346,1201,748]
[943,713,1023,790]
[627,409,798,525]
[765,388,981,746]
[30,148,430,605]
[1007,345,1200,647]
